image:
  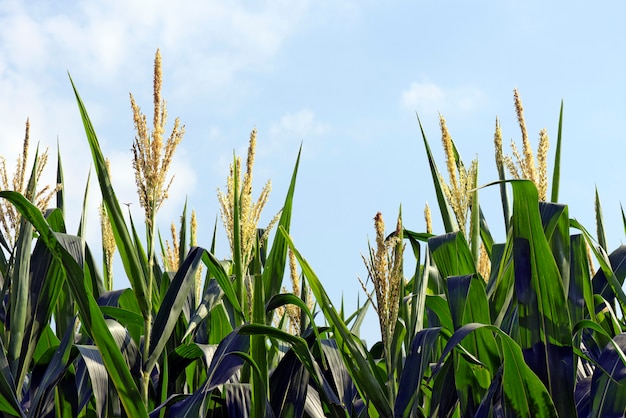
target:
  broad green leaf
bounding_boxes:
[395,327,441,417]
[268,345,309,418]
[446,275,499,416]
[569,234,594,326]
[201,250,244,326]
[591,245,626,308]
[433,323,557,417]
[250,236,267,418]
[183,278,224,341]
[539,202,570,295]
[224,383,252,418]
[75,345,108,418]
[429,232,476,280]
[18,231,74,395]
[509,180,574,417]
[8,201,34,389]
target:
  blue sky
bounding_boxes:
[1,1,624,344]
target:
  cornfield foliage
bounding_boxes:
[0,52,624,417]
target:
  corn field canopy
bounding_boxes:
[0,60,625,417]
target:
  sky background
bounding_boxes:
[0,1,624,344]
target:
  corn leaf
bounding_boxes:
[569,234,594,326]
[268,344,310,417]
[595,187,608,251]
[279,227,393,417]
[0,337,23,417]
[590,333,626,417]
[184,278,225,341]
[147,246,204,372]
[539,202,570,294]
[168,329,250,416]
[394,327,441,417]
[0,190,147,417]
[428,232,476,279]
[509,180,575,417]
[262,146,301,304]
[417,115,458,233]
[69,75,150,318]
[550,101,564,203]
[433,323,558,417]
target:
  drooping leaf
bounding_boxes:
[589,333,626,417]
[168,328,250,416]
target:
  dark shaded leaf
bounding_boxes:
[590,333,626,417]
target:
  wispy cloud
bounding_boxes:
[268,109,330,158]
[0,0,325,274]
[401,80,486,117]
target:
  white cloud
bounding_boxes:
[402,81,446,113]
[0,0,317,244]
[268,109,330,158]
[401,80,485,117]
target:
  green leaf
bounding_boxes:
[446,275,499,415]
[69,75,149,318]
[183,278,224,341]
[0,190,147,417]
[550,100,564,203]
[590,334,626,417]
[147,246,204,372]
[508,180,575,416]
[433,323,558,417]
[0,337,23,417]
[201,250,244,326]
[595,187,608,251]
[168,329,250,416]
[263,145,301,305]
[395,328,441,417]
[278,227,393,417]
[28,318,76,418]
[569,234,594,326]
[428,232,476,279]
[416,114,458,233]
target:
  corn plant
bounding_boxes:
[283,91,626,417]
[0,48,625,418]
